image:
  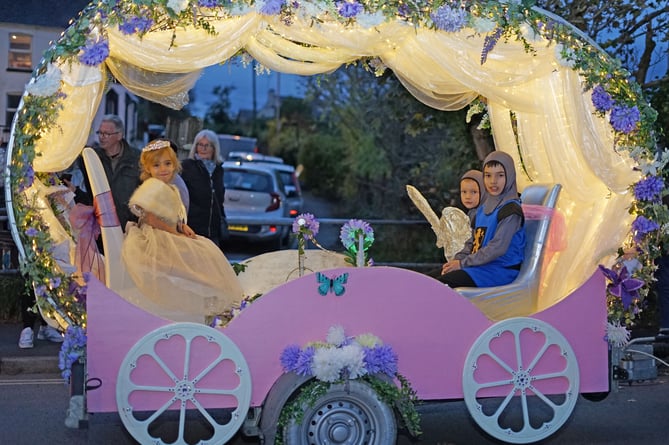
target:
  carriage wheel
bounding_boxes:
[463,318,579,444]
[116,323,252,445]
[283,379,397,445]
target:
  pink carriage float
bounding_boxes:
[5,1,660,444]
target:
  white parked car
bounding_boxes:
[223,160,303,247]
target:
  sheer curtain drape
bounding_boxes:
[30,13,638,309]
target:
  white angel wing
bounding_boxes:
[406,184,441,234]
[439,207,472,260]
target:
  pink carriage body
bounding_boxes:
[87,266,607,413]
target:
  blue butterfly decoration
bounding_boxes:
[316,272,349,296]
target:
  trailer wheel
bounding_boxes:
[463,317,579,444]
[283,379,397,445]
[116,323,251,445]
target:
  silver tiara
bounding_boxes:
[142,140,171,152]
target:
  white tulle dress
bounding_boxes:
[121,178,243,321]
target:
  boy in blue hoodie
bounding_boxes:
[438,151,526,288]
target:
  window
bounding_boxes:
[8,33,32,71]
[6,93,21,130]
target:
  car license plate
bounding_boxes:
[228,224,248,232]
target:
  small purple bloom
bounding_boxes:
[610,105,640,134]
[634,176,664,202]
[431,4,467,32]
[25,227,39,237]
[198,0,219,7]
[259,0,284,15]
[398,4,410,18]
[591,85,614,112]
[598,265,644,309]
[49,276,62,289]
[280,344,302,372]
[337,0,363,18]
[78,39,110,66]
[631,215,659,242]
[35,284,47,297]
[295,346,315,376]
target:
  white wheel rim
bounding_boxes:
[116,323,251,445]
[463,318,579,444]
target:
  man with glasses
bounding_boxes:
[71,114,140,231]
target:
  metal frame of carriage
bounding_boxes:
[81,143,609,444]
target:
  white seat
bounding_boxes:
[456,184,562,320]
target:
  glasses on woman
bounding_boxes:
[196,142,213,149]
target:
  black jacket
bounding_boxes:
[74,141,141,231]
[180,158,226,244]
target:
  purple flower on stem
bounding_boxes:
[481,27,503,65]
[363,345,398,377]
[598,265,644,309]
[280,344,302,372]
[631,215,659,242]
[431,4,467,32]
[634,176,664,202]
[591,85,614,112]
[337,0,363,18]
[78,39,109,66]
[198,0,219,7]
[292,213,319,236]
[259,0,285,15]
[25,227,39,237]
[340,219,374,250]
[610,105,640,134]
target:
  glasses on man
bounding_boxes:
[96,131,120,137]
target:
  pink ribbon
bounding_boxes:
[94,191,120,228]
[69,203,105,283]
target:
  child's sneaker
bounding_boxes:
[18,327,34,349]
[37,325,64,343]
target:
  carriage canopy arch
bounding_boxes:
[6,0,659,327]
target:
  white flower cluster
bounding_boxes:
[26,64,62,97]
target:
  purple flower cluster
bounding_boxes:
[259,0,285,15]
[118,16,154,35]
[280,344,315,376]
[58,325,87,381]
[631,215,659,242]
[78,39,110,66]
[363,345,398,377]
[337,0,363,18]
[431,4,467,32]
[634,176,664,202]
[591,85,614,112]
[610,105,640,134]
[198,0,220,7]
[68,276,88,305]
[292,212,319,236]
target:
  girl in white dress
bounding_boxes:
[121,140,243,322]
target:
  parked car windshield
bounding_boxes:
[224,169,273,193]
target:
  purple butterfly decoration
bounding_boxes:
[598,264,644,309]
